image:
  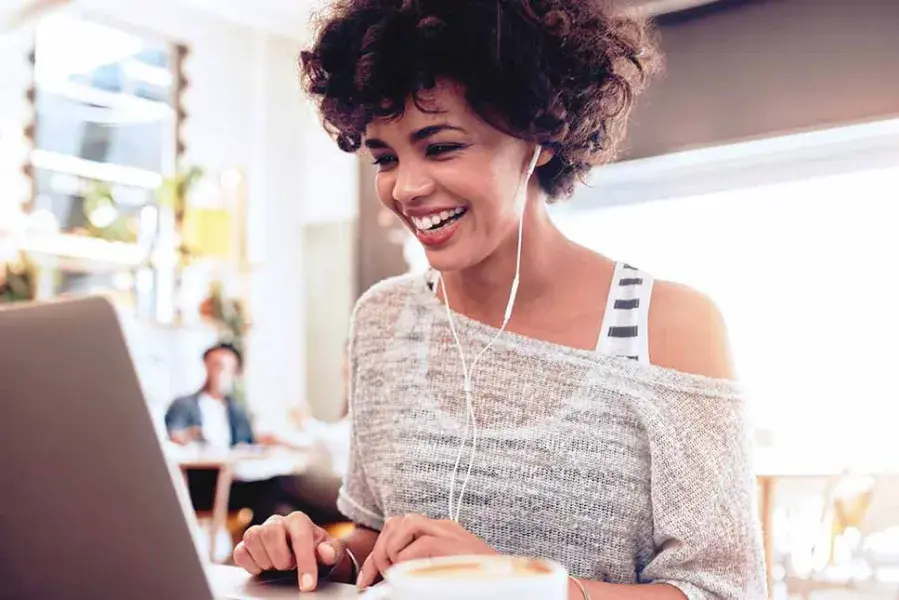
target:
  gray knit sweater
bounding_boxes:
[337,274,766,599]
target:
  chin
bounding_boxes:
[404,213,492,274]
[421,243,481,274]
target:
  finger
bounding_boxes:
[358,517,398,589]
[316,539,342,566]
[357,552,380,589]
[284,514,319,592]
[242,526,274,571]
[384,515,446,564]
[370,536,395,584]
[374,516,404,573]
[396,536,444,563]
[233,541,263,575]
[260,516,294,571]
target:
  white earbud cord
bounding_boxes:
[442,146,541,523]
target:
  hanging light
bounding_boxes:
[85,197,118,229]
[1,0,71,32]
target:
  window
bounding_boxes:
[25,13,185,303]
[31,14,175,241]
[554,154,898,462]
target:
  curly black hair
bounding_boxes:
[300,0,660,199]
[203,342,243,371]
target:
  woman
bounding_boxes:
[233,1,766,598]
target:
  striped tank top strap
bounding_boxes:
[595,262,654,364]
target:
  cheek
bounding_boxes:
[438,162,505,209]
[375,173,395,208]
[444,164,516,232]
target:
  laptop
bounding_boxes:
[0,297,357,600]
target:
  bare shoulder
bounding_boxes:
[648,279,735,380]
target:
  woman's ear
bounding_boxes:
[536,147,555,167]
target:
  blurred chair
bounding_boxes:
[783,475,899,599]
[774,476,841,582]
[192,507,254,562]
[857,477,899,588]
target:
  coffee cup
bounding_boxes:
[360,554,569,600]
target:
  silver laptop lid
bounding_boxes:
[0,297,213,600]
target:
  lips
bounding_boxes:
[408,207,467,232]
[404,207,468,248]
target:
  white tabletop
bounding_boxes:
[168,445,312,481]
[208,565,359,599]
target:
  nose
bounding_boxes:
[392,161,435,204]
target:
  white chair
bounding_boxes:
[782,475,899,599]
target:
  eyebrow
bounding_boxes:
[411,124,467,142]
[364,123,468,149]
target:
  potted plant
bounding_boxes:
[199,280,250,403]
[0,251,39,304]
[156,165,205,265]
[79,180,139,243]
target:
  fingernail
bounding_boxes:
[355,572,364,588]
[317,542,336,563]
[300,573,314,592]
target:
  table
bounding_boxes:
[208,565,358,599]
[171,446,311,562]
[196,445,897,593]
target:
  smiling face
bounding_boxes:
[204,348,238,397]
[364,81,540,273]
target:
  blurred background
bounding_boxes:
[1,0,897,598]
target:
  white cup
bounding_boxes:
[361,555,569,600]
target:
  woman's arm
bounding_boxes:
[570,580,685,600]
[328,525,379,584]
[354,516,691,596]
[633,282,766,599]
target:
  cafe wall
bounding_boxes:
[2,0,359,421]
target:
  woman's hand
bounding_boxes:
[357,514,497,588]
[233,512,344,592]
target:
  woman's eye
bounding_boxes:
[372,154,397,168]
[426,143,465,157]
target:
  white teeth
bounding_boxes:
[410,207,466,231]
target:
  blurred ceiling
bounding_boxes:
[0,0,725,38]
[166,0,319,39]
[177,0,726,37]
[0,0,314,38]
[0,0,69,31]
[172,0,726,35]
